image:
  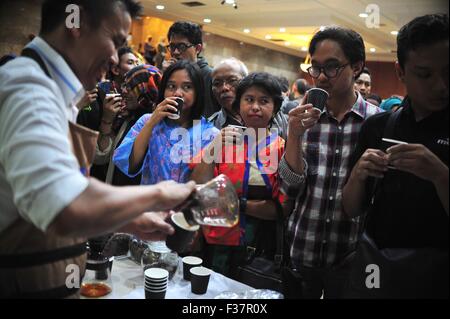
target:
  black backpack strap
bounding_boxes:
[369,107,404,203]
[380,107,403,151]
[273,200,285,268]
[21,47,51,78]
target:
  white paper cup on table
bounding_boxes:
[190,266,212,295]
[182,256,203,281]
[144,267,168,299]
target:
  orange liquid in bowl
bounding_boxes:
[80,283,112,298]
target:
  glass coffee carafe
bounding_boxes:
[178,174,240,228]
[141,241,178,280]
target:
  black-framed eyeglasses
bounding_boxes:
[212,77,241,89]
[307,63,349,79]
[166,43,195,53]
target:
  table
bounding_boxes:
[104,257,253,299]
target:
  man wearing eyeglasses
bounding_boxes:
[164,21,220,118]
[278,26,383,298]
[209,58,248,129]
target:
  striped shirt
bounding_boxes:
[278,93,383,268]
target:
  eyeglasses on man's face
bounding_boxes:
[307,63,349,79]
[212,77,241,89]
[166,42,195,53]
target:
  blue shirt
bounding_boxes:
[113,115,219,185]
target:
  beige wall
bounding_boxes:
[0,0,43,57]
[0,2,303,85]
[203,32,302,84]
[129,17,303,84]
[130,17,173,54]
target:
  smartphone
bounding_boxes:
[97,81,112,100]
[382,138,408,146]
[382,138,408,169]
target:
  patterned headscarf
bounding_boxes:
[124,64,162,109]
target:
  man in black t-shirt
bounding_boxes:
[343,14,449,298]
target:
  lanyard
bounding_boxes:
[242,132,277,197]
[240,132,277,244]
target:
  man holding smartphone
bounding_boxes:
[343,14,448,298]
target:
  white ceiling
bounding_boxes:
[140,0,449,61]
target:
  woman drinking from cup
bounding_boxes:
[191,72,288,278]
[113,60,219,185]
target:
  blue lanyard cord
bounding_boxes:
[243,132,278,195]
[240,132,277,244]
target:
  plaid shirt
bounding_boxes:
[279,93,383,268]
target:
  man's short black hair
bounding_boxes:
[295,78,310,95]
[118,47,134,60]
[366,93,382,104]
[108,47,135,79]
[309,26,366,79]
[167,21,203,45]
[361,67,371,76]
[40,0,142,35]
[397,14,449,69]
[277,76,290,94]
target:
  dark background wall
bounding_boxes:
[0,0,43,57]
[300,60,406,99]
[366,60,407,99]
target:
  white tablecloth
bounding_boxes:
[103,257,253,299]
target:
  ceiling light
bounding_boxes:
[359,13,368,18]
[390,31,399,35]
[265,35,272,40]
[203,18,212,23]
[280,28,286,32]
[243,29,250,33]
[370,48,376,52]
[156,5,165,10]
[221,0,238,9]
[301,47,308,52]
[300,55,312,73]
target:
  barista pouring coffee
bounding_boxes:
[0,0,195,298]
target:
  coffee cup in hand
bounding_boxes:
[165,213,199,253]
[168,97,183,120]
[306,88,329,112]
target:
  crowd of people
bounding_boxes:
[0,0,448,299]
